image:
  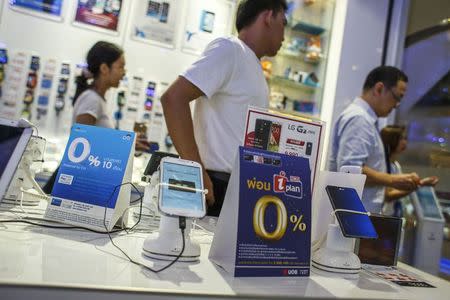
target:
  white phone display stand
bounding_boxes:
[142,172,205,262]
[311,170,367,276]
[312,220,360,275]
[4,136,49,205]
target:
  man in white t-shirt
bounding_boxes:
[161,0,287,216]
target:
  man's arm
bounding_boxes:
[161,76,215,206]
[385,187,412,202]
[362,165,419,191]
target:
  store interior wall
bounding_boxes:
[0,0,210,148]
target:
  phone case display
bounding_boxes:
[54,62,71,116]
[21,55,40,120]
[147,82,168,145]
[181,0,235,55]
[267,0,335,117]
[35,58,57,123]
[114,90,126,129]
[9,0,64,21]
[0,48,8,101]
[131,0,180,48]
[0,51,28,119]
[73,0,122,33]
[122,75,143,130]
[143,81,156,120]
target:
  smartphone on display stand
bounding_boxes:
[325,185,378,239]
[159,157,206,218]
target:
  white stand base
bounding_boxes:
[312,223,361,275]
[142,215,200,262]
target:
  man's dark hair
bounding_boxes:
[363,66,408,91]
[235,0,287,32]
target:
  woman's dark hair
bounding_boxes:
[380,125,406,173]
[362,66,408,91]
[235,0,287,32]
[73,41,123,105]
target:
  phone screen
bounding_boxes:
[325,185,377,239]
[357,214,402,266]
[160,160,204,217]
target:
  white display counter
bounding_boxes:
[1,209,449,300]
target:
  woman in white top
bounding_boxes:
[381,125,439,217]
[72,41,125,128]
[43,41,147,193]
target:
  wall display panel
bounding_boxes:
[9,0,65,22]
[181,0,234,55]
[73,0,123,34]
[131,0,181,49]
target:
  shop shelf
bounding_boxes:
[269,76,319,93]
[290,21,326,35]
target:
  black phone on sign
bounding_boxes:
[254,119,271,150]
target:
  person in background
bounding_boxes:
[43,41,148,193]
[161,0,287,216]
[380,125,439,217]
[328,66,420,213]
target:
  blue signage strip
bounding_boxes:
[235,146,311,277]
[52,124,134,209]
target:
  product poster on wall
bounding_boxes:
[244,107,325,191]
[131,0,180,48]
[181,0,234,55]
[73,0,122,33]
[9,0,64,21]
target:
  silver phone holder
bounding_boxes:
[142,171,207,262]
[312,209,371,276]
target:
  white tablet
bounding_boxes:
[0,118,33,202]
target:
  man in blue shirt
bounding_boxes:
[329,66,419,213]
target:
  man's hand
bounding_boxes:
[419,176,439,186]
[390,172,420,191]
[203,171,215,207]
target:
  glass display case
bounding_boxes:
[264,0,335,118]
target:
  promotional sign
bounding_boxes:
[209,147,312,277]
[45,124,135,231]
[74,0,122,32]
[181,0,234,55]
[10,0,64,20]
[244,107,324,191]
[131,0,180,48]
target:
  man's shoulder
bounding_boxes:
[205,36,238,53]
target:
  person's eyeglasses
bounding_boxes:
[390,89,403,102]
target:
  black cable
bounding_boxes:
[105,216,186,273]
[0,181,184,273]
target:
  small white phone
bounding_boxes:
[158,157,206,218]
